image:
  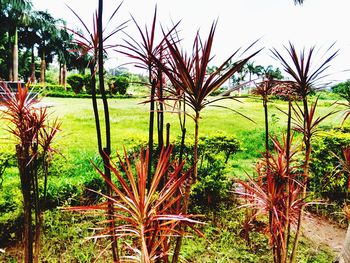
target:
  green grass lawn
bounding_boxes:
[38,96,344,175]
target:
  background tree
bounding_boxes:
[0,0,32,81]
[332,80,350,102]
[34,11,59,85]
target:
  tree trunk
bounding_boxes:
[17,145,33,263]
[30,45,36,83]
[13,27,18,81]
[8,29,13,81]
[58,63,62,85]
[62,64,67,90]
[40,50,46,86]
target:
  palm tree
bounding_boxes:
[34,11,59,85]
[0,0,32,81]
[52,21,73,87]
[246,61,255,81]
[19,11,42,82]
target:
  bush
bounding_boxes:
[108,76,130,95]
[30,84,72,93]
[311,127,350,200]
[126,132,240,212]
[332,80,350,102]
[83,74,94,95]
[67,74,84,94]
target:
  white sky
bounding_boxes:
[32,0,350,82]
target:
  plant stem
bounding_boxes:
[97,1,118,261]
[147,78,156,186]
[283,100,292,263]
[291,98,310,263]
[193,111,200,182]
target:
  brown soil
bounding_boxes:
[302,212,346,253]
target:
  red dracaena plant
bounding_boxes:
[67,3,127,67]
[67,3,127,156]
[291,96,336,140]
[272,43,338,262]
[237,135,303,263]
[68,3,127,260]
[66,146,201,263]
[157,21,260,183]
[154,23,259,262]
[119,8,179,185]
[0,82,60,263]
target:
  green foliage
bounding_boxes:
[332,80,350,102]
[30,84,72,93]
[127,133,240,212]
[311,127,350,199]
[108,76,130,95]
[82,74,93,94]
[0,168,23,245]
[209,87,227,96]
[67,74,84,94]
[313,90,341,101]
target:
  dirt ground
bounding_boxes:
[303,212,346,253]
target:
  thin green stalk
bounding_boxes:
[290,98,310,263]
[172,97,187,263]
[166,123,170,147]
[97,1,118,261]
[147,78,156,187]
[157,70,164,150]
[193,111,200,182]
[283,100,292,263]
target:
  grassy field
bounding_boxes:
[0,95,344,262]
[38,96,344,175]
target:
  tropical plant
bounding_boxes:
[34,10,60,85]
[237,134,304,263]
[0,0,32,81]
[152,21,259,262]
[66,146,201,262]
[272,42,338,262]
[119,8,176,185]
[0,82,60,263]
[158,21,259,183]
[68,1,127,260]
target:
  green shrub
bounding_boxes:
[83,74,94,95]
[332,80,350,102]
[311,127,350,199]
[313,90,341,101]
[210,87,227,96]
[30,84,72,93]
[108,76,130,95]
[67,74,84,94]
[126,132,240,212]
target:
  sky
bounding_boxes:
[32,0,350,82]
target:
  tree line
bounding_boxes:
[0,0,89,85]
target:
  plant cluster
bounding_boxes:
[237,43,338,263]
[0,82,60,262]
